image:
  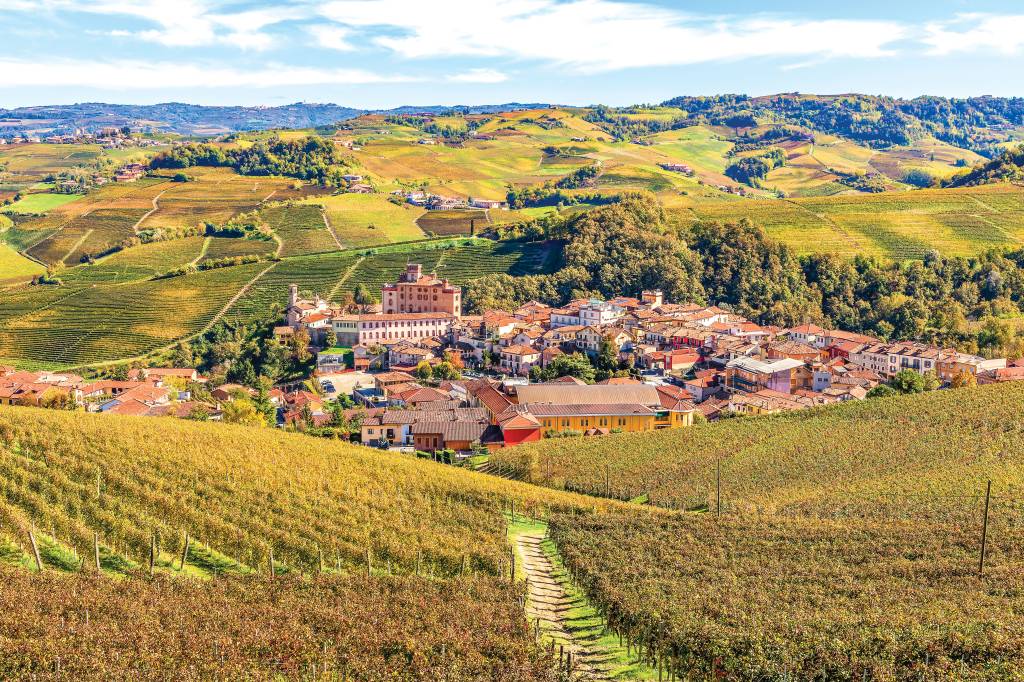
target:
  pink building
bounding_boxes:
[382,264,462,318]
[332,312,454,346]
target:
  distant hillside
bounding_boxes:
[0,101,554,137]
[660,93,1024,155]
[947,144,1024,187]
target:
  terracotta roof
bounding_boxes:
[476,383,512,415]
[515,383,661,406]
[516,403,655,417]
[501,344,541,357]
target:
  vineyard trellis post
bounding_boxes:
[27,529,42,572]
[269,547,276,580]
[979,480,991,577]
[716,458,722,517]
[93,532,101,572]
[149,532,156,576]
[179,532,190,571]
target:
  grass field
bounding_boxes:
[0,243,45,285]
[1,192,83,214]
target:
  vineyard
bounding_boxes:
[25,208,148,265]
[671,184,1024,259]
[318,194,426,247]
[493,382,1024,520]
[0,264,264,368]
[59,236,208,284]
[262,203,340,256]
[548,511,1024,680]
[0,406,611,579]
[0,572,557,680]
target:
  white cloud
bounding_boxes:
[317,0,907,72]
[447,68,508,83]
[923,14,1024,56]
[309,25,355,51]
[3,0,305,50]
[0,58,418,88]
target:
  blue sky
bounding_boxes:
[2,0,1024,109]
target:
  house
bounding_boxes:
[786,323,826,347]
[499,345,542,376]
[725,357,808,395]
[469,198,507,209]
[411,420,499,453]
[388,343,435,370]
[937,351,1007,383]
[211,384,255,402]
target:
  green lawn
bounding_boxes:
[0,243,45,283]
[2,192,84,214]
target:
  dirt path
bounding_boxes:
[321,208,345,250]
[133,189,168,232]
[516,531,605,680]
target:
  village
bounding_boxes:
[3,262,1020,458]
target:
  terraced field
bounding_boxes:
[0,263,264,368]
[261,203,338,256]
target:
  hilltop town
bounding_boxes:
[3,263,1019,460]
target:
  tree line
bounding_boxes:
[150,136,350,184]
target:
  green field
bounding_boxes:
[2,192,83,214]
[0,243,45,285]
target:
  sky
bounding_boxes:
[2,0,1024,109]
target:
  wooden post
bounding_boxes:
[317,545,324,575]
[716,458,722,516]
[979,480,992,577]
[605,464,611,497]
[149,533,156,576]
[269,548,276,580]
[509,545,515,582]
[366,548,372,577]
[27,530,42,572]
[93,533,101,572]
[510,500,515,522]
[179,533,190,571]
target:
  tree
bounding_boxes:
[353,283,377,310]
[866,385,899,399]
[434,361,460,381]
[540,353,596,384]
[186,404,211,421]
[252,377,277,427]
[921,370,941,391]
[889,369,926,394]
[171,342,194,368]
[39,388,75,410]
[415,361,434,382]
[950,370,977,388]
[108,364,130,381]
[324,327,338,349]
[222,399,265,426]
[291,328,311,363]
